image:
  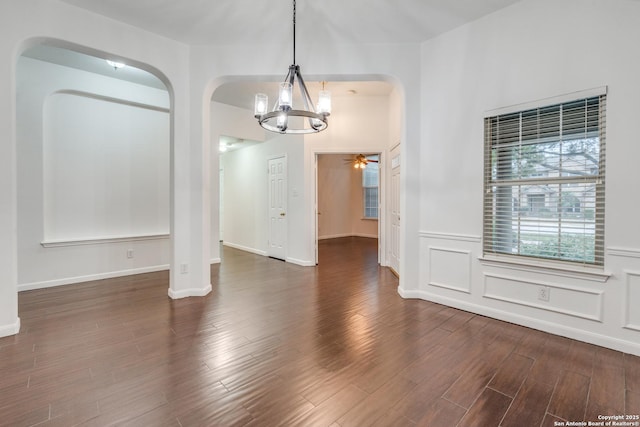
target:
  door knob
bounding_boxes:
[280,212,286,217]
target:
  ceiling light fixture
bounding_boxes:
[353,154,378,169]
[106,60,125,70]
[254,0,331,134]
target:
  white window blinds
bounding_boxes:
[363,155,379,219]
[483,94,606,267]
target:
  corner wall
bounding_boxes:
[414,0,640,355]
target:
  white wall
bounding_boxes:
[209,101,265,262]
[318,154,353,239]
[413,0,640,355]
[220,133,306,263]
[317,154,378,240]
[16,56,171,290]
[0,0,204,338]
[1,0,424,338]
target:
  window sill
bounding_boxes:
[478,255,612,283]
[361,218,378,221]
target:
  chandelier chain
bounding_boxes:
[292,0,297,65]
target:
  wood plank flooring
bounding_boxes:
[1,237,639,426]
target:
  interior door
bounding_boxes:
[390,153,400,275]
[219,168,224,242]
[268,155,287,260]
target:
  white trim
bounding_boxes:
[420,231,482,243]
[0,318,21,338]
[222,241,267,257]
[397,287,640,357]
[624,270,640,332]
[168,284,212,299]
[41,233,169,248]
[483,273,604,322]
[429,281,471,294]
[478,255,611,283]
[608,247,640,259]
[427,246,472,294]
[286,257,315,267]
[354,233,377,239]
[318,233,378,240]
[56,89,170,113]
[318,233,352,240]
[485,86,608,117]
[18,265,169,291]
[210,258,221,264]
[391,155,400,169]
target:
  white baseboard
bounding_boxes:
[18,265,170,292]
[318,233,378,240]
[0,318,20,338]
[318,233,352,240]
[222,242,267,256]
[397,287,640,357]
[168,283,212,299]
[286,257,315,267]
[210,258,221,264]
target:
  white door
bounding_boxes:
[390,154,400,275]
[268,156,287,260]
[219,168,224,242]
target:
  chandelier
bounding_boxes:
[254,0,331,134]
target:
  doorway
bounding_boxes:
[315,152,382,265]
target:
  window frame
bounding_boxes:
[362,155,379,219]
[482,90,606,268]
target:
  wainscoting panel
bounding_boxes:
[624,271,640,332]
[428,246,472,294]
[484,273,603,322]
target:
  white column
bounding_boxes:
[0,38,20,337]
[167,78,212,299]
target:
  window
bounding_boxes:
[483,94,606,266]
[363,155,379,219]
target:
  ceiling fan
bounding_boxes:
[346,154,379,169]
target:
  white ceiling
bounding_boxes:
[24,1,525,110]
[56,0,523,46]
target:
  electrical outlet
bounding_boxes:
[538,286,550,302]
[180,263,188,274]
[126,249,134,259]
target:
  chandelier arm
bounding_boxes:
[296,68,315,113]
[287,65,296,86]
[295,68,319,129]
[258,110,327,134]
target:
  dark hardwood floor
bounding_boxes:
[1,237,639,426]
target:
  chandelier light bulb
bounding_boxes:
[254,94,268,116]
[317,90,331,114]
[277,113,287,131]
[278,82,293,110]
